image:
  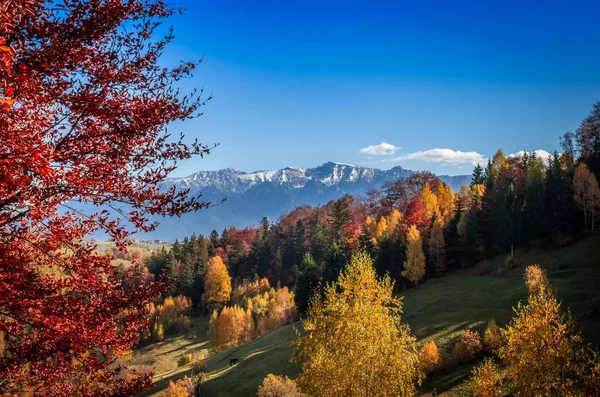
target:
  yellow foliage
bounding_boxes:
[257,374,303,397]
[204,256,232,312]
[375,216,388,240]
[499,281,595,396]
[436,180,455,223]
[161,376,194,397]
[293,252,422,396]
[216,305,254,349]
[402,225,426,285]
[470,358,502,397]
[232,277,271,305]
[387,209,403,237]
[152,322,164,342]
[421,183,439,222]
[483,319,504,354]
[419,340,442,374]
[523,265,549,297]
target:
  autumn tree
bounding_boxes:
[257,374,303,397]
[428,217,447,276]
[421,183,440,223]
[573,163,600,232]
[0,1,214,394]
[293,252,422,396]
[498,267,599,395]
[419,340,442,374]
[402,225,426,285]
[204,256,232,312]
[216,305,254,349]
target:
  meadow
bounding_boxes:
[137,235,600,396]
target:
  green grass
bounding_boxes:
[138,235,600,397]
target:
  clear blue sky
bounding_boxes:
[162,0,600,176]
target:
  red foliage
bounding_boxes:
[0,1,212,395]
[404,196,430,233]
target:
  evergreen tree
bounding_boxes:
[523,157,546,243]
[545,152,578,240]
[471,163,485,187]
[308,211,328,265]
[294,253,321,315]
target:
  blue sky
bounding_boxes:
[162,0,600,176]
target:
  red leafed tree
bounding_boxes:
[0,1,213,395]
[404,196,429,233]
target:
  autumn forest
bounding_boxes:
[2,1,600,397]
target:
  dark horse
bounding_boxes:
[229,358,240,366]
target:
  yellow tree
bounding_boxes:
[436,180,455,223]
[387,208,403,237]
[402,225,426,285]
[421,183,439,223]
[204,256,232,312]
[293,252,422,396]
[498,266,599,395]
[573,163,600,232]
[375,216,388,241]
[428,217,447,276]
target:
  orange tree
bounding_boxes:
[293,251,422,396]
[0,1,213,395]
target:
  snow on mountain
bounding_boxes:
[149,162,470,240]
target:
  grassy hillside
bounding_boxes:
[139,235,600,396]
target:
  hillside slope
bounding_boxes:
[142,235,600,396]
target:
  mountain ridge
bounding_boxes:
[143,162,470,240]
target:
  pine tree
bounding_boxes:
[471,163,485,187]
[294,253,321,315]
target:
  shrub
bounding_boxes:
[483,319,504,354]
[452,329,482,364]
[166,315,192,334]
[177,353,194,368]
[152,322,164,342]
[191,357,209,375]
[257,374,303,397]
[162,376,195,397]
[419,340,442,374]
[470,358,501,397]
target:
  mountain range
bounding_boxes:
[143,162,470,241]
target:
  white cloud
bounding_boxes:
[394,148,487,166]
[508,149,553,165]
[359,142,400,156]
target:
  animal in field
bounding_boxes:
[229,358,240,366]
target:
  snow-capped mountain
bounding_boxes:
[146,162,469,240]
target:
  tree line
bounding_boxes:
[146,103,600,316]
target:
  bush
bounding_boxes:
[178,353,194,368]
[191,357,209,375]
[483,319,504,354]
[452,329,482,364]
[419,340,442,374]
[257,374,303,397]
[162,376,195,397]
[470,358,501,397]
[152,322,164,342]
[166,315,192,334]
